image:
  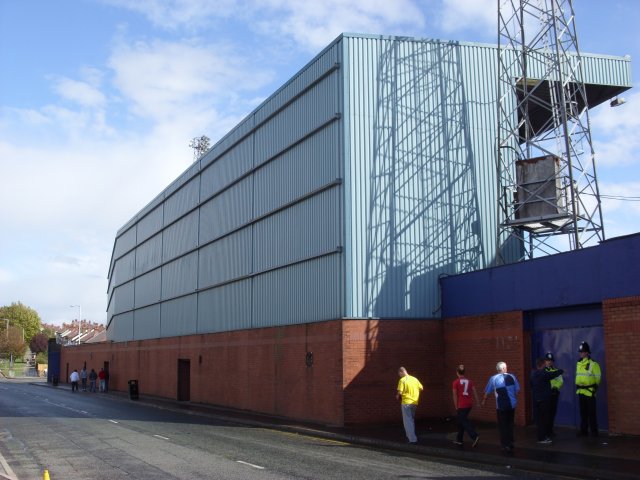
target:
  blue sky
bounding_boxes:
[1,0,639,326]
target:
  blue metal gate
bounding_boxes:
[47,350,61,384]
[530,308,608,430]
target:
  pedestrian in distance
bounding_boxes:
[396,366,424,445]
[451,364,480,447]
[80,366,88,392]
[544,352,563,436]
[69,369,80,393]
[104,368,110,392]
[482,361,520,453]
[531,358,564,444]
[98,368,106,392]
[89,368,98,393]
[575,342,601,437]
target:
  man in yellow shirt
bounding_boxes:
[396,367,424,444]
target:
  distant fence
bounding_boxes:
[4,365,39,378]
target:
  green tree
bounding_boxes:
[0,325,27,359]
[35,351,48,365]
[40,325,56,339]
[0,302,42,343]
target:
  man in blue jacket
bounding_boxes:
[482,362,520,453]
[531,358,564,444]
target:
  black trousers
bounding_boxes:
[496,408,515,448]
[549,389,560,434]
[456,407,478,442]
[579,394,598,435]
[535,399,552,440]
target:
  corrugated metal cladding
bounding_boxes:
[106,38,344,341]
[341,34,632,319]
[106,33,630,342]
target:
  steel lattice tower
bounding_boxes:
[496,0,605,262]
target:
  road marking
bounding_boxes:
[108,420,118,424]
[312,437,350,446]
[153,435,169,440]
[42,399,90,416]
[270,429,350,446]
[236,460,265,470]
[0,448,18,480]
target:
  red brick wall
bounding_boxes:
[603,296,640,435]
[443,311,529,426]
[61,321,345,425]
[342,319,445,425]
[60,316,533,428]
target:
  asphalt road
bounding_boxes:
[0,380,562,480]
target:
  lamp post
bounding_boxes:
[70,305,82,344]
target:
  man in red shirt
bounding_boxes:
[98,368,106,392]
[452,364,480,446]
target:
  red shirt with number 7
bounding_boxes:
[452,376,474,409]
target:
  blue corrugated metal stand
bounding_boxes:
[106,33,631,342]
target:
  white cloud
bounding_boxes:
[108,38,272,121]
[255,0,426,50]
[601,181,640,215]
[100,0,241,30]
[591,88,640,168]
[438,0,495,37]
[50,76,107,108]
[101,0,426,51]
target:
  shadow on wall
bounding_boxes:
[344,39,492,425]
[342,317,446,425]
[364,38,485,321]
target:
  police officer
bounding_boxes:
[575,342,601,437]
[545,352,563,436]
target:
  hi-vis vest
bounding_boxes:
[575,357,601,397]
[546,366,564,390]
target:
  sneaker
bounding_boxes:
[472,436,480,447]
[537,438,553,444]
[453,440,463,446]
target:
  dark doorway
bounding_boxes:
[177,359,190,401]
[103,361,110,392]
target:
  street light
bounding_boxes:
[70,305,82,344]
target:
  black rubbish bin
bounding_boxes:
[128,379,139,400]
[52,375,59,386]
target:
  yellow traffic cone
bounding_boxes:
[43,469,50,480]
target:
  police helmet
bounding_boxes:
[578,341,591,353]
[544,352,554,361]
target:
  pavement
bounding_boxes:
[12,376,640,480]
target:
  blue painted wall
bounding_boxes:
[441,233,640,318]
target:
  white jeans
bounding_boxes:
[401,404,418,442]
